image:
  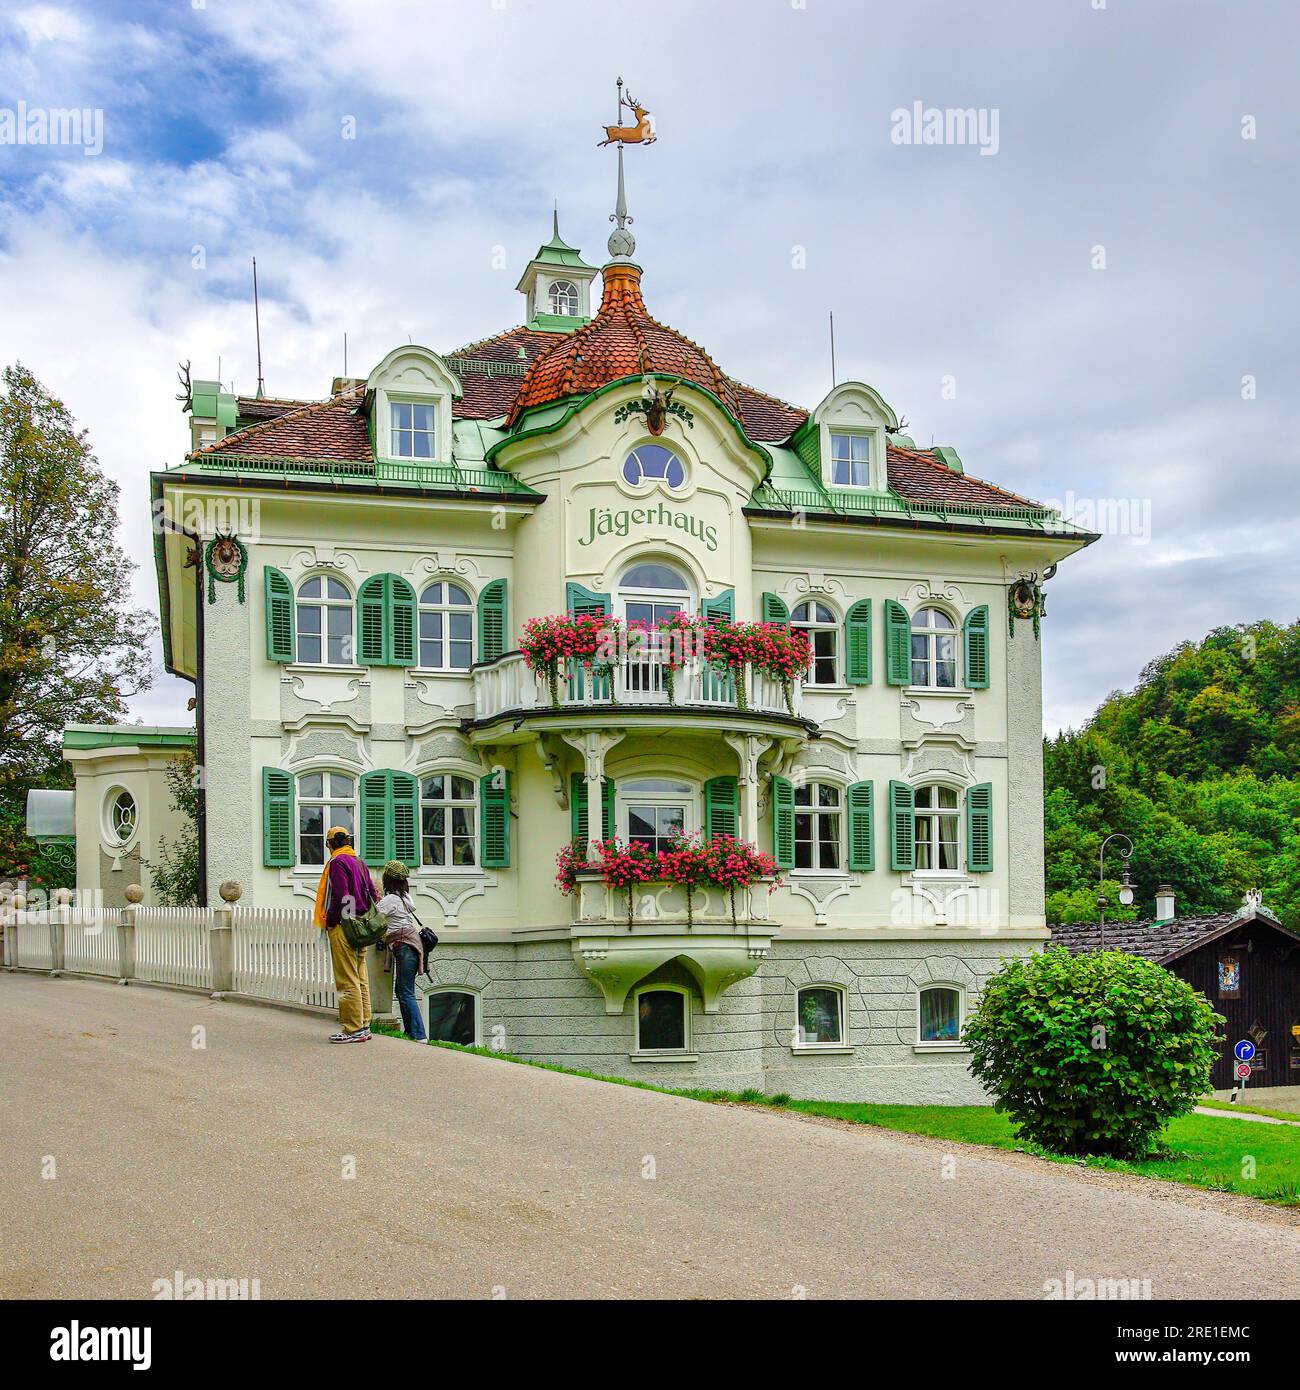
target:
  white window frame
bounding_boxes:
[549,279,579,316]
[426,987,482,1047]
[791,778,846,876]
[388,398,437,460]
[618,777,697,856]
[910,605,959,690]
[632,983,693,1057]
[620,442,688,492]
[295,770,357,869]
[294,574,355,668]
[793,983,848,1051]
[916,983,966,1052]
[101,786,138,849]
[912,781,965,878]
[812,381,895,493]
[416,580,475,672]
[828,430,873,489]
[419,772,478,871]
[791,599,841,687]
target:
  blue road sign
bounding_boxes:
[1234,1039,1256,1062]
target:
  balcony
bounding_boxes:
[468,651,808,736]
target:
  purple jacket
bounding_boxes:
[324,852,378,928]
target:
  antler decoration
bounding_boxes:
[175,360,193,412]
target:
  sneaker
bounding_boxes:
[328,1030,371,1043]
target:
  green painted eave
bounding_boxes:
[528,311,592,333]
[487,376,774,480]
[532,242,595,271]
[159,456,542,497]
[63,725,196,751]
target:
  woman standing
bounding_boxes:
[376,861,427,1042]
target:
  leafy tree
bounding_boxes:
[141,750,200,906]
[0,364,154,793]
[965,948,1221,1159]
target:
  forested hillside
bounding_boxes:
[1044,620,1300,928]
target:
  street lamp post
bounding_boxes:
[1098,832,1136,951]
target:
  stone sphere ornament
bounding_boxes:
[219,880,243,903]
[124,883,145,904]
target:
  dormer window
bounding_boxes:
[549,280,579,316]
[830,432,871,488]
[390,401,436,459]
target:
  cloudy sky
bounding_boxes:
[1,0,1296,734]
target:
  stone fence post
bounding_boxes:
[49,887,71,975]
[210,881,241,997]
[118,883,142,984]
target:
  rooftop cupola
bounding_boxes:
[515,207,597,331]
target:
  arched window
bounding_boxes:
[621,777,693,855]
[793,780,842,871]
[911,606,957,688]
[418,581,474,670]
[296,576,354,666]
[297,772,356,866]
[796,985,845,1047]
[918,985,963,1044]
[428,989,478,1045]
[914,785,960,871]
[420,773,477,867]
[622,443,686,489]
[618,562,692,695]
[634,986,690,1054]
[792,601,838,685]
[549,280,579,316]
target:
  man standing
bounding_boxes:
[313,826,378,1043]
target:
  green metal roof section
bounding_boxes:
[489,376,774,479]
[63,724,196,751]
[528,310,592,332]
[157,455,542,497]
[530,209,595,271]
[188,379,238,429]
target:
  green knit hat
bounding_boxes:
[382,860,410,879]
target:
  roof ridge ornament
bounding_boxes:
[600,77,655,261]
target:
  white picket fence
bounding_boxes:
[134,906,213,989]
[232,906,336,1009]
[3,901,333,1009]
[64,908,123,976]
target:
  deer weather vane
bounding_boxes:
[598,77,656,147]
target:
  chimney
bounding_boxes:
[1155,885,1176,921]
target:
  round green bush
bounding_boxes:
[964,947,1222,1159]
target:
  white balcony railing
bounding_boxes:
[472,652,803,722]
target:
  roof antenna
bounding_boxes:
[252,256,266,399]
[829,310,837,388]
[343,332,348,377]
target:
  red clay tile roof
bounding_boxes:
[235,396,304,424]
[886,445,1044,509]
[190,390,371,462]
[447,325,561,420]
[732,384,808,442]
[506,263,744,427]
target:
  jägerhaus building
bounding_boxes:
[147,155,1097,1103]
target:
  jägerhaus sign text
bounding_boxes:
[579,502,718,552]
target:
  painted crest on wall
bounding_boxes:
[205,533,248,604]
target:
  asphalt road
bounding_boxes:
[3,973,1298,1300]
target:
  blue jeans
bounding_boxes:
[393,944,426,1041]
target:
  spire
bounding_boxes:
[552,201,560,241]
[607,144,636,261]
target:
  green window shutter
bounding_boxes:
[569,774,613,843]
[963,605,990,689]
[478,579,508,663]
[702,589,734,624]
[565,581,610,619]
[847,781,874,871]
[480,770,510,868]
[771,775,794,870]
[264,567,294,663]
[845,599,872,685]
[570,773,588,843]
[884,600,911,686]
[390,577,417,667]
[704,775,739,840]
[358,575,388,665]
[391,771,419,865]
[967,782,994,872]
[889,780,916,871]
[761,592,789,624]
[360,770,391,864]
[262,768,294,866]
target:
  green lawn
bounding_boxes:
[370,1024,1300,1206]
[771,1100,1300,1206]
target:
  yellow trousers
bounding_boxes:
[327,927,371,1034]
